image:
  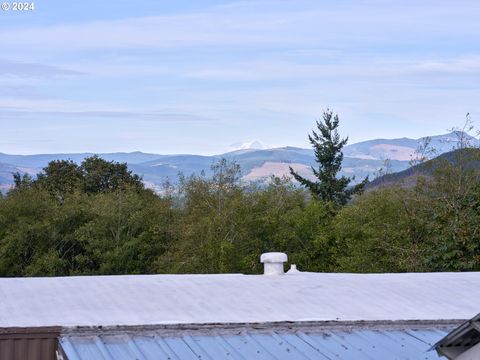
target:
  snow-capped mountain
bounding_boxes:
[228,141,268,152]
[0,132,476,192]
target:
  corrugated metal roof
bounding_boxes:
[60,328,450,360]
[1,272,480,328]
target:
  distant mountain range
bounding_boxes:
[366,147,480,190]
[0,132,476,192]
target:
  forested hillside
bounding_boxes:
[367,147,480,189]
[1,118,480,276]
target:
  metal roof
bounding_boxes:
[59,327,450,360]
[1,271,480,328]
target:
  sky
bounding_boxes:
[0,0,479,155]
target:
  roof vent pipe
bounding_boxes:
[260,252,287,275]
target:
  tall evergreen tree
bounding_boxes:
[290,109,367,205]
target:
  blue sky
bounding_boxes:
[0,0,479,154]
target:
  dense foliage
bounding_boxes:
[1,148,480,277]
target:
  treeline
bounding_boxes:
[1,113,480,276]
[1,152,480,276]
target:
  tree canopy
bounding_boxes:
[20,155,144,200]
[1,127,480,276]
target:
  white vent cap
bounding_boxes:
[260,252,288,263]
[260,252,288,275]
[287,264,301,274]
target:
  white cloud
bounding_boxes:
[413,57,480,74]
[0,59,81,78]
[1,1,479,53]
[183,56,480,82]
[0,0,479,154]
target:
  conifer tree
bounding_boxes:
[290,109,367,205]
